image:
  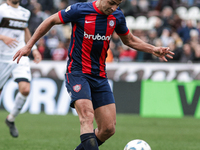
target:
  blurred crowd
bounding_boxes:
[1,0,200,63]
[116,0,200,63]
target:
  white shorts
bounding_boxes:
[0,57,31,89]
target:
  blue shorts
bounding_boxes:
[65,73,115,110]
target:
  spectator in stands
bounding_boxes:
[119,0,132,16]
[195,0,200,8]
[171,31,183,47]
[28,2,44,34]
[143,29,158,61]
[33,2,50,21]
[52,41,68,60]
[167,41,182,62]
[58,0,68,10]
[160,27,174,47]
[37,37,51,60]
[137,0,149,16]
[148,29,158,45]
[149,0,159,10]
[193,44,200,62]
[123,0,141,17]
[37,0,55,13]
[148,0,177,16]
[110,32,123,62]
[179,43,194,63]
[125,0,149,17]
[45,27,62,54]
[155,0,177,12]
[177,19,198,43]
[189,29,200,50]
[136,33,149,62]
[160,6,174,28]
[119,45,137,62]
[20,0,34,11]
[169,13,182,31]
[179,0,195,7]
[153,17,164,37]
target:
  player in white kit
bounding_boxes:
[0,0,42,137]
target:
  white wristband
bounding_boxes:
[31,44,37,51]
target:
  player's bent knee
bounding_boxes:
[18,82,30,96]
[106,124,116,136]
[20,89,30,96]
[101,123,116,138]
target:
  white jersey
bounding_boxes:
[0,3,30,62]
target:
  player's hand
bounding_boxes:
[32,49,42,64]
[3,36,18,48]
[152,47,174,62]
[13,45,31,63]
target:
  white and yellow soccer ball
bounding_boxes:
[124,139,151,150]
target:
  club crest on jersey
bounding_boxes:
[109,20,115,28]
[73,84,81,92]
[65,5,71,12]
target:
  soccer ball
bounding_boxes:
[124,139,151,150]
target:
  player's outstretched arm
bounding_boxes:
[13,13,62,63]
[119,32,174,62]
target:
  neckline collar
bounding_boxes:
[92,1,106,15]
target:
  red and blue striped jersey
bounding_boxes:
[58,1,129,78]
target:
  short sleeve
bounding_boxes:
[0,8,3,22]
[114,11,129,36]
[58,4,80,24]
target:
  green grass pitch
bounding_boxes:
[0,110,200,150]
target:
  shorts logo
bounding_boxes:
[73,84,81,92]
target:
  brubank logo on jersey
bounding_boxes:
[84,32,111,41]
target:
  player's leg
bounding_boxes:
[0,61,20,137]
[65,73,99,150]
[94,103,116,142]
[0,62,16,100]
[6,80,30,138]
[91,76,116,145]
[75,103,116,150]
[74,99,99,150]
[6,57,31,137]
[8,81,30,121]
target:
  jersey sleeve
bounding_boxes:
[26,10,31,27]
[58,4,80,24]
[0,7,3,22]
[114,11,129,36]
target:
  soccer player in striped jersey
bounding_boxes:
[13,0,174,149]
[0,0,42,138]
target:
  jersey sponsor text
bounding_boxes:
[84,31,111,41]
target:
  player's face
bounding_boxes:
[8,0,20,5]
[99,0,122,15]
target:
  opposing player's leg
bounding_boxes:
[6,81,30,137]
[0,61,20,137]
[6,57,31,137]
[75,99,99,150]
